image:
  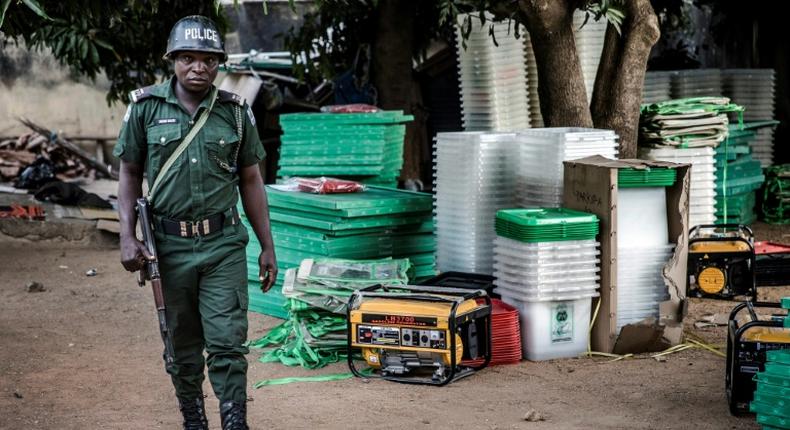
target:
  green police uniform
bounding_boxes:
[113,76,264,403]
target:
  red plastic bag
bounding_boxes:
[284,177,366,194]
[320,104,380,113]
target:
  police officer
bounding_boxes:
[114,15,276,430]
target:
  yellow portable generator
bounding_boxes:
[688,224,756,300]
[726,300,790,415]
[347,285,491,385]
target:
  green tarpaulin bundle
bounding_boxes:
[277,111,413,188]
[239,185,436,318]
[640,97,744,148]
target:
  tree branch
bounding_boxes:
[519,0,593,127]
[590,0,659,158]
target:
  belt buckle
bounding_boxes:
[202,219,211,235]
[192,223,200,237]
[179,221,188,237]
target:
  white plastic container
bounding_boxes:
[499,292,594,361]
[617,187,669,248]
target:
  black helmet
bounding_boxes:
[164,15,227,61]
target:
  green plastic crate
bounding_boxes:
[618,167,677,188]
[495,208,599,242]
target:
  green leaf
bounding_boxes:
[79,38,88,60]
[93,38,113,50]
[0,0,12,29]
[21,0,53,21]
[89,42,99,63]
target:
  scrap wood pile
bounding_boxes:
[0,118,116,185]
[248,257,411,369]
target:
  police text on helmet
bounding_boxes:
[184,28,218,43]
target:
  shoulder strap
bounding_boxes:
[129,85,157,103]
[147,87,218,204]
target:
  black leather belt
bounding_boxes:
[156,207,239,238]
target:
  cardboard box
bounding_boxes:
[563,156,691,354]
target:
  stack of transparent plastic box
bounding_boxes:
[433,132,518,274]
[456,13,530,131]
[492,208,600,360]
[573,12,607,102]
[723,69,776,167]
[516,128,619,207]
[670,69,723,99]
[642,71,672,105]
[639,146,717,226]
[616,175,676,331]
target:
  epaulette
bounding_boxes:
[217,89,245,106]
[129,85,156,103]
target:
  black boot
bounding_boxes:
[219,400,249,430]
[178,396,209,430]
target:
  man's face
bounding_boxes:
[173,51,220,93]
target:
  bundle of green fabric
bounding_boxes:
[640,97,744,148]
[248,257,411,370]
[762,165,790,225]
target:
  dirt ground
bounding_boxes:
[1,223,789,430]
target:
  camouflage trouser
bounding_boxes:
[154,222,249,402]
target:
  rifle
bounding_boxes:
[136,197,175,365]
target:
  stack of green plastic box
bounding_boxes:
[618,167,677,188]
[495,208,600,243]
[715,124,766,225]
[763,165,790,224]
[277,111,413,188]
[240,185,436,318]
[750,297,790,429]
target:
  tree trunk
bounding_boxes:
[519,0,593,127]
[590,0,660,158]
[371,0,426,185]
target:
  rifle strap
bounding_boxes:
[148,87,218,204]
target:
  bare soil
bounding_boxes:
[1,223,789,430]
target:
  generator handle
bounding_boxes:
[728,300,787,331]
[690,224,754,240]
[745,300,758,322]
[356,284,489,301]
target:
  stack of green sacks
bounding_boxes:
[495,208,600,243]
[715,123,769,225]
[618,167,677,188]
[750,297,790,429]
[277,111,412,188]
[239,185,436,318]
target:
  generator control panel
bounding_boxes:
[357,325,447,349]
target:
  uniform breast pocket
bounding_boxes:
[205,127,241,174]
[146,124,182,174]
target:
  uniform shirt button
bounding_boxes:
[189,120,195,125]
[219,139,225,146]
[191,158,197,164]
[159,137,166,143]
